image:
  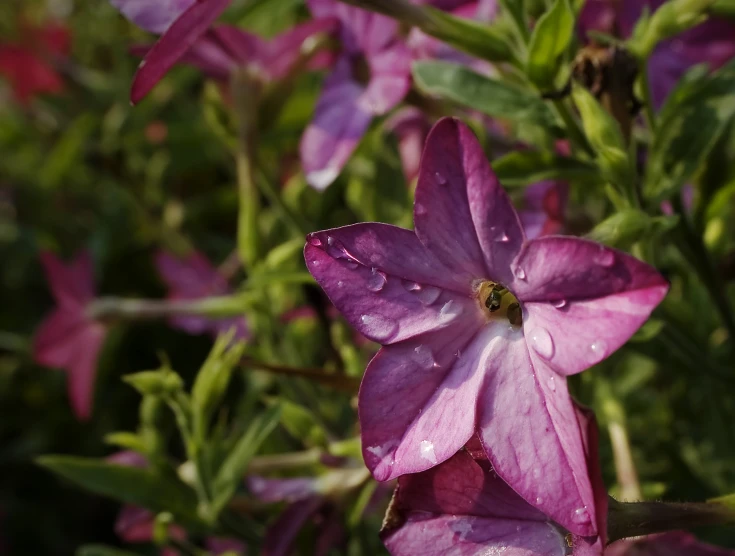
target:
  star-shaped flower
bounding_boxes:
[154,250,249,340]
[33,250,106,421]
[304,118,668,535]
[382,403,607,555]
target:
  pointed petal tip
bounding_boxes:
[306,167,340,191]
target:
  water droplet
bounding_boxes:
[419,440,437,464]
[595,249,615,267]
[326,235,358,266]
[573,506,589,524]
[439,300,463,322]
[415,203,427,216]
[515,525,522,532]
[454,349,462,359]
[497,232,509,243]
[590,339,607,359]
[434,172,447,185]
[529,327,554,360]
[535,497,544,505]
[367,267,387,292]
[344,260,358,270]
[311,260,319,267]
[548,375,556,391]
[514,266,527,280]
[307,235,322,247]
[402,280,421,292]
[412,345,436,369]
[553,299,567,309]
[416,285,441,305]
[359,314,398,342]
[453,520,473,541]
[337,280,344,287]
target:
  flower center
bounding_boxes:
[474,280,522,327]
[350,54,371,86]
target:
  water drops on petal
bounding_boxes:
[416,285,441,305]
[415,202,428,216]
[552,299,567,309]
[419,440,438,464]
[595,248,615,268]
[367,267,387,292]
[401,279,421,292]
[412,345,436,369]
[535,497,544,505]
[306,234,322,247]
[529,327,554,360]
[434,171,447,185]
[572,506,589,524]
[359,314,399,342]
[514,265,527,280]
[590,339,607,361]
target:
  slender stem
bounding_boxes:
[673,194,735,345]
[607,498,735,543]
[255,168,310,237]
[246,448,323,473]
[552,99,595,158]
[608,422,642,502]
[240,358,361,393]
[87,296,247,321]
[639,57,657,135]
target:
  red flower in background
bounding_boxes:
[0,21,71,105]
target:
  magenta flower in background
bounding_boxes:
[382,403,607,555]
[606,532,735,556]
[519,180,568,239]
[304,118,668,535]
[579,0,735,108]
[33,250,106,421]
[154,250,249,340]
[385,107,432,184]
[300,0,413,190]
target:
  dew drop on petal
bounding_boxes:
[412,345,436,369]
[359,314,398,342]
[415,203,427,216]
[439,300,463,322]
[514,266,527,280]
[573,506,589,524]
[434,172,447,185]
[419,440,438,464]
[344,260,359,270]
[367,267,387,292]
[529,327,554,360]
[337,280,344,288]
[307,235,322,247]
[548,375,556,391]
[590,339,607,360]
[416,285,441,305]
[535,497,544,505]
[311,260,319,267]
[402,280,421,292]
[596,249,615,267]
[553,299,567,309]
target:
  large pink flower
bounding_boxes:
[33,251,106,421]
[154,250,249,339]
[606,532,735,556]
[382,403,606,555]
[304,118,668,535]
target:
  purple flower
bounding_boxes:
[579,0,735,107]
[606,532,735,556]
[154,250,249,340]
[304,118,668,535]
[385,107,432,184]
[33,250,107,421]
[300,0,413,190]
[382,403,607,555]
[519,180,568,240]
[112,0,336,103]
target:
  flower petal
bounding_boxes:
[515,237,668,375]
[383,514,569,556]
[265,18,340,80]
[110,0,195,34]
[305,224,480,344]
[359,321,496,481]
[385,107,431,183]
[39,251,95,307]
[248,476,318,503]
[476,327,598,536]
[415,118,525,287]
[66,322,106,420]
[262,497,323,556]
[300,58,373,190]
[131,0,231,104]
[361,44,411,115]
[606,532,735,556]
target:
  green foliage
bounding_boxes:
[526,0,575,87]
[492,150,599,187]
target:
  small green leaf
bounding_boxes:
[211,404,282,515]
[276,399,327,447]
[644,61,735,202]
[37,456,203,529]
[104,432,147,452]
[527,0,575,86]
[123,367,184,397]
[76,545,144,556]
[712,0,735,17]
[492,151,599,187]
[586,210,678,249]
[413,61,558,129]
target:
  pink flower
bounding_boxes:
[300,0,414,190]
[519,181,568,239]
[385,107,433,184]
[0,21,70,105]
[304,118,668,536]
[382,403,607,555]
[154,250,249,340]
[33,251,106,421]
[579,0,735,108]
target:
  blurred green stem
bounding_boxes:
[232,68,262,269]
[240,358,361,393]
[552,99,595,158]
[599,387,642,502]
[639,57,657,134]
[87,296,248,321]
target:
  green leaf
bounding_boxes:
[586,210,679,249]
[77,545,143,556]
[211,404,282,515]
[527,0,575,86]
[37,456,203,529]
[498,0,530,45]
[492,151,599,187]
[123,367,184,397]
[644,61,735,202]
[712,0,735,17]
[276,399,327,447]
[413,61,558,129]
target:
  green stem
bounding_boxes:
[552,99,595,158]
[87,296,248,321]
[673,194,735,345]
[255,169,310,237]
[240,358,361,393]
[639,57,657,134]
